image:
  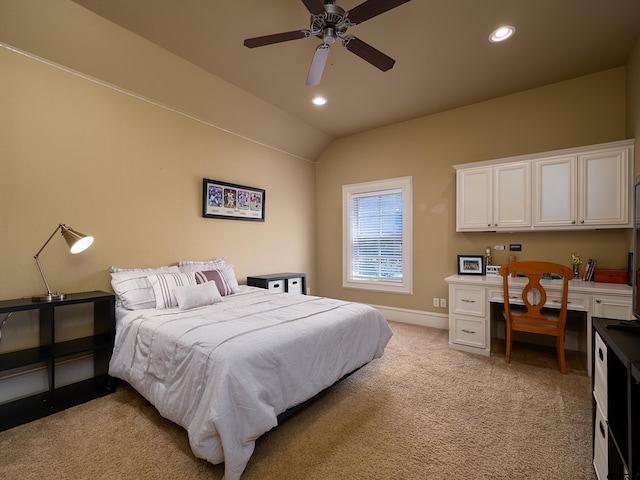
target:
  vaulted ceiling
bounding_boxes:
[71,0,640,138]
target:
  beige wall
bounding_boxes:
[1,0,638,319]
[315,68,631,311]
[0,26,317,300]
[628,37,640,173]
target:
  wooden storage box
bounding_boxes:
[593,269,628,284]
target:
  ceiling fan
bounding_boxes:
[243,0,411,86]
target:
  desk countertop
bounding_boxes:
[445,274,632,296]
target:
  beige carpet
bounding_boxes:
[0,322,595,479]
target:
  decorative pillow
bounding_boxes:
[218,264,240,294]
[194,269,234,296]
[174,281,223,310]
[178,258,226,273]
[147,272,197,309]
[110,266,180,310]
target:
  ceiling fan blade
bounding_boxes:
[343,36,395,71]
[306,44,331,86]
[301,0,326,16]
[347,0,411,25]
[244,30,309,48]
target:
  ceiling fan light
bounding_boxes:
[489,25,515,43]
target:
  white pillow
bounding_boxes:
[218,264,240,293]
[174,281,223,310]
[178,258,226,273]
[147,272,197,309]
[110,266,180,310]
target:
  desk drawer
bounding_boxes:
[451,285,485,316]
[546,292,588,311]
[451,315,485,348]
[489,288,587,311]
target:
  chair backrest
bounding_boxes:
[498,261,574,328]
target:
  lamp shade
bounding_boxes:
[33,223,94,302]
[62,226,94,254]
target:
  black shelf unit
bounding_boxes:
[247,273,307,294]
[0,291,116,431]
[593,317,640,478]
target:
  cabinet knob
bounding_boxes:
[571,220,576,224]
[595,298,601,303]
[580,220,585,224]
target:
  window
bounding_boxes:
[343,177,412,294]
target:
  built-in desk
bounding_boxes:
[445,274,632,375]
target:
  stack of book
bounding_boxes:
[582,259,597,281]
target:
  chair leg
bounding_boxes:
[557,334,567,374]
[505,322,512,365]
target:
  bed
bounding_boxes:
[108,263,393,480]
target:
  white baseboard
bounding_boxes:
[371,304,449,329]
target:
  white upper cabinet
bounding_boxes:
[579,147,630,227]
[532,145,631,228]
[532,155,578,227]
[457,166,492,230]
[456,139,634,232]
[494,162,531,229]
[456,162,530,231]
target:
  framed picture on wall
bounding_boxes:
[202,178,265,222]
[457,255,485,275]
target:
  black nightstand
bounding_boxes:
[247,273,307,294]
[0,291,116,431]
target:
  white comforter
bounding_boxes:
[109,286,393,480]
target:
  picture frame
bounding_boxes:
[457,255,485,275]
[202,178,265,222]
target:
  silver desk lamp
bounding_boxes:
[33,224,94,302]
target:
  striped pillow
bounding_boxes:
[147,272,197,309]
[194,269,233,296]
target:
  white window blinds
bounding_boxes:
[350,189,403,281]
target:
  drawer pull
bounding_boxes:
[461,299,476,303]
[599,348,604,362]
[461,329,476,334]
[599,420,606,438]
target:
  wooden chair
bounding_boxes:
[498,261,573,374]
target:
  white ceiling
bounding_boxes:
[70,0,640,139]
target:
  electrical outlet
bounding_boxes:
[433,297,439,308]
[440,298,447,308]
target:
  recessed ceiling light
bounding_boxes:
[489,25,515,43]
[312,96,327,106]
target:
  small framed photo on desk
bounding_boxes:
[457,255,485,275]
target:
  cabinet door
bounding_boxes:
[593,295,633,320]
[456,166,492,231]
[578,147,631,227]
[532,155,577,227]
[493,162,531,229]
